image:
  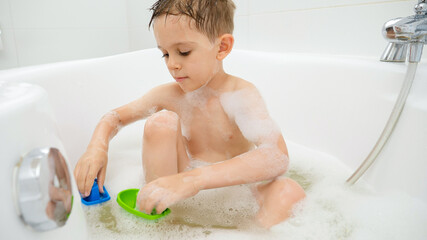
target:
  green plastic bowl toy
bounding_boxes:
[116,188,171,220]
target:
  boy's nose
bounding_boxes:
[167,57,181,70]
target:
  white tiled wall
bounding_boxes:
[0,0,425,69]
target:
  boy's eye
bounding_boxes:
[162,53,169,58]
[179,51,191,56]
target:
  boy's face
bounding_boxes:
[153,15,221,92]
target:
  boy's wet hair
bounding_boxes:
[149,0,236,41]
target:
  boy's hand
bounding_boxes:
[137,172,200,214]
[73,148,108,197]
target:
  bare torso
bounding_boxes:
[167,76,254,163]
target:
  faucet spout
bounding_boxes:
[381,43,408,62]
[381,1,427,62]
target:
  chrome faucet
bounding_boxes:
[381,0,427,62]
[348,1,425,185]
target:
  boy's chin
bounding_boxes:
[178,83,204,93]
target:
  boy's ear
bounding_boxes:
[216,34,234,61]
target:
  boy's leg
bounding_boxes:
[142,111,190,183]
[252,177,306,229]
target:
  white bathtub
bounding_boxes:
[0,48,426,239]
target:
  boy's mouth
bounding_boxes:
[174,76,187,83]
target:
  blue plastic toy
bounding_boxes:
[81,179,111,205]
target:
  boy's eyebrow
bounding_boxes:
[157,41,196,49]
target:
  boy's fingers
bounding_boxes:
[157,192,173,214]
[73,165,79,181]
[145,189,165,214]
[156,200,167,214]
[144,195,156,214]
[136,189,142,204]
[84,167,96,197]
[138,187,148,212]
[139,184,157,213]
[140,195,148,213]
[74,164,87,195]
[136,190,142,208]
[138,191,149,212]
[97,167,107,194]
[141,191,156,214]
[73,165,81,192]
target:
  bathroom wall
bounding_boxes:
[0,0,425,69]
[232,0,426,60]
[126,0,157,52]
[0,0,130,69]
[128,0,427,60]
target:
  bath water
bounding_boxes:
[83,123,427,239]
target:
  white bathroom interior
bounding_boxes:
[1,0,426,69]
[0,0,427,239]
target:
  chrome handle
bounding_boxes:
[380,1,426,62]
[13,147,73,231]
[415,2,427,15]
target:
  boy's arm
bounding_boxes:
[194,84,288,188]
[138,140,288,215]
[74,83,179,196]
[138,85,289,214]
[190,137,288,190]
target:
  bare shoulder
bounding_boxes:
[227,75,259,93]
[144,82,184,109]
[229,75,256,91]
[221,75,266,109]
[149,82,183,96]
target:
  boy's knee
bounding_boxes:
[276,177,306,202]
[144,111,179,137]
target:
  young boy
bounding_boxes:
[74,0,305,229]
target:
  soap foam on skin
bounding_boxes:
[219,87,288,180]
[220,88,281,145]
[179,85,237,143]
[179,86,283,146]
[85,88,427,239]
[145,111,179,132]
[233,146,289,182]
[101,111,122,139]
[85,128,427,239]
[179,85,218,140]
